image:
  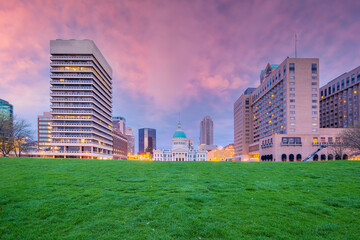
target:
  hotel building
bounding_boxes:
[38,112,51,150]
[320,66,360,128]
[50,39,113,159]
[234,57,345,161]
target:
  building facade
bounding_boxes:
[320,66,360,128]
[112,128,128,160]
[50,39,113,159]
[112,116,126,134]
[126,127,135,155]
[0,99,13,118]
[139,128,156,154]
[208,144,234,161]
[200,115,214,145]
[38,112,51,151]
[153,122,207,161]
[234,57,346,161]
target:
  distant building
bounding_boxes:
[320,66,360,128]
[200,115,214,145]
[126,127,135,155]
[153,122,207,161]
[208,144,234,161]
[50,39,113,159]
[38,112,51,151]
[112,126,128,160]
[139,128,156,154]
[112,116,126,134]
[0,99,13,118]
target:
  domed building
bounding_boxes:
[153,122,208,161]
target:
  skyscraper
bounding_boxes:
[200,115,214,145]
[50,39,113,159]
[112,116,126,134]
[138,128,156,154]
[38,112,51,150]
[0,99,13,118]
[126,127,135,155]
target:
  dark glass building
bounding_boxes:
[139,128,156,154]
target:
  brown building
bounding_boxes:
[38,112,51,151]
[112,128,128,160]
[320,66,360,128]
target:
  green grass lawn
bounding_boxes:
[0,158,359,240]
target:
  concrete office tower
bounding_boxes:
[200,116,214,145]
[139,128,156,154]
[320,66,360,128]
[38,112,51,150]
[50,39,113,159]
[0,99,13,118]
[112,116,126,134]
[125,127,135,155]
[234,58,344,161]
[234,88,256,161]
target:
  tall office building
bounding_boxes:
[139,128,156,154]
[112,116,126,134]
[200,116,214,145]
[38,112,51,150]
[126,127,135,155]
[320,66,360,128]
[50,39,113,159]
[234,58,343,161]
[0,99,13,118]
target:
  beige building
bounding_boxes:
[320,66,360,128]
[234,57,348,161]
[49,39,113,159]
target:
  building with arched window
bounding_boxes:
[153,122,207,161]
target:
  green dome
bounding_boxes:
[173,121,187,138]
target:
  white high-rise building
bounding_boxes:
[50,39,113,159]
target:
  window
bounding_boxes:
[290,122,295,126]
[289,76,295,79]
[312,117,317,120]
[290,93,295,97]
[312,129,318,132]
[290,117,295,120]
[290,128,295,132]
[290,105,295,109]
[289,63,295,73]
[312,88,317,91]
[312,94,317,97]
[312,76,317,79]
[312,111,317,115]
[311,63,317,74]
[283,65,286,76]
[337,82,340,90]
[312,82,317,85]
[290,88,295,91]
[312,105,317,109]
[352,74,355,84]
[341,80,344,89]
[290,111,295,114]
[289,82,295,85]
[312,100,317,103]
[290,99,295,103]
[346,77,350,86]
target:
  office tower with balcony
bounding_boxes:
[139,128,156,154]
[50,39,113,159]
[38,112,51,150]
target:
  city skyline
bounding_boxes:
[1,0,360,149]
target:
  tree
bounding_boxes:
[0,113,14,157]
[13,119,33,157]
[0,113,33,157]
[340,124,360,158]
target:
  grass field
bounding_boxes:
[0,158,359,240]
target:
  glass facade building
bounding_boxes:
[0,99,13,118]
[139,128,156,154]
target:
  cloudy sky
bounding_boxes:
[0,0,359,150]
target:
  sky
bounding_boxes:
[0,0,360,151]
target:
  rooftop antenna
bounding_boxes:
[295,33,298,58]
